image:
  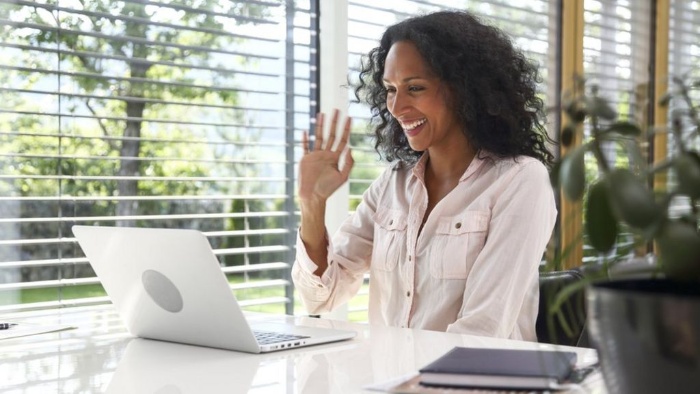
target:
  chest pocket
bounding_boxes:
[429,211,490,279]
[371,209,407,272]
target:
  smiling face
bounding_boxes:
[382,40,465,153]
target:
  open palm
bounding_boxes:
[298,111,354,202]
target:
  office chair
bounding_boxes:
[536,269,588,347]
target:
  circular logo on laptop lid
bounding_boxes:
[141,269,184,313]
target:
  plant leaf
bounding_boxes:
[585,181,618,253]
[648,158,674,174]
[658,92,673,107]
[675,152,700,199]
[605,121,641,136]
[585,96,617,120]
[657,220,700,281]
[565,101,586,123]
[559,144,587,201]
[561,124,575,147]
[606,168,660,230]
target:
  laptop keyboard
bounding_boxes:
[253,330,310,345]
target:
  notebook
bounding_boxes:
[72,225,356,353]
[418,346,578,390]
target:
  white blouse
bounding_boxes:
[292,152,557,341]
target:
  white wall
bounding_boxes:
[317,0,350,320]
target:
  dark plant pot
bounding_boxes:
[588,279,700,394]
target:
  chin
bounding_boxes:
[406,139,428,152]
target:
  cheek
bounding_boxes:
[385,97,395,114]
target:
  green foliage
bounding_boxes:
[7,0,267,144]
[555,76,700,282]
[606,168,659,231]
[559,144,587,200]
[585,180,618,252]
[2,0,269,196]
[1,1,277,291]
[676,152,700,199]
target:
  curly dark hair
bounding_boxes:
[354,10,554,167]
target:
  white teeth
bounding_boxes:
[401,118,426,131]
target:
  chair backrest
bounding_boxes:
[536,269,588,347]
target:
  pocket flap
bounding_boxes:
[372,209,408,231]
[435,211,489,235]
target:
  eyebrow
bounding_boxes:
[382,76,424,84]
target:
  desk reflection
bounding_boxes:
[300,327,498,393]
[104,327,508,394]
[107,339,274,393]
[106,337,361,394]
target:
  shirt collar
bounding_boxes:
[411,150,491,182]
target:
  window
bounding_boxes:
[0,0,314,313]
[580,0,654,263]
[668,0,700,157]
[665,0,700,217]
[3,0,687,319]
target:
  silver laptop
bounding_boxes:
[72,225,356,353]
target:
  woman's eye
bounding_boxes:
[408,86,424,92]
[384,86,396,93]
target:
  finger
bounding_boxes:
[339,148,354,180]
[314,112,324,151]
[325,109,340,151]
[335,116,352,153]
[302,130,309,154]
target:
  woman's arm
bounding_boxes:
[298,110,354,277]
[292,163,393,315]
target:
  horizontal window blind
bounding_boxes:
[0,0,315,314]
[346,0,555,323]
[668,0,700,156]
[666,0,700,217]
[583,0,653,118]
[581,0,653,263]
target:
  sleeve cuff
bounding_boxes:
[295,228,335,287]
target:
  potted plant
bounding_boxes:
[553,75,700,394]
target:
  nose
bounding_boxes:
[388,90,409,117]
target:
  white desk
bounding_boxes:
[1,305,605,393]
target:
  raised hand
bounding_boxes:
[298,110,354,203]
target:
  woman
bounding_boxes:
[292,10,556,341]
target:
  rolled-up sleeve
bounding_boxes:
[292,166,392,315]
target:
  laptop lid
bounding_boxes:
[72,225,356,353]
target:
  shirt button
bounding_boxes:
[408,255,412,262]
[406,291,411,297]
[455,222,462,229]
[389,219,394,225]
